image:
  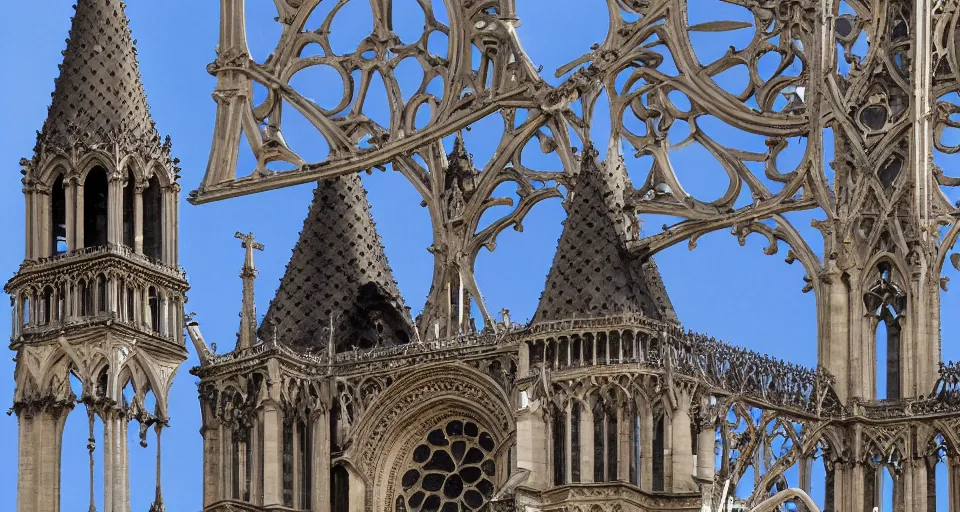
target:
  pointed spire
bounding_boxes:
[235,232,264,352]
[259,174,414,353]
[39,0,157,150]
[532,143,678,324]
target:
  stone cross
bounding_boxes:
[235,231,264,275]
[235,231,264,351]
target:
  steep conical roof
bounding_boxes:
[40,0,157,148]
[533,146,677,323]
[259,174,414,352]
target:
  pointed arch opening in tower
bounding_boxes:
[96,273,108,314]
[552,404,566,485]
[865,262,905,400]
[84,167,109,248]
[61,370,105,512]
[148,287,160,333]
[21,292,31,327]
[51,174,67,255]
[122,169,135,249]
[142,176,163,261]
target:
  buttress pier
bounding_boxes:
[7,1,188,511]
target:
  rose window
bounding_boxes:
[396,419,497,512]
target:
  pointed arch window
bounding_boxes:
[96,274,107,314]
[571,402,581,483]
[51,175,67,254]
[143,176,163,261]
[593,397,605,482]
[148,287,160,333]
[864,262,906,400]
[40,286,53,325]
[552,405,566,485]
[331,465,350,512]
[298,419,312,509]
[84,167,108,248]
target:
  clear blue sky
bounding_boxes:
[1,1,959,510]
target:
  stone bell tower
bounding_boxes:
[7,1,188,511]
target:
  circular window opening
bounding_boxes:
[396,420,497,512]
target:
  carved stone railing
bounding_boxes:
[332,330,504,363]
[13,243,186,281]
[7,245,189,346]
[518,314,841,417]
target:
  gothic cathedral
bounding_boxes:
[13,1,960,512]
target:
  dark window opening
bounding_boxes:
[21,295,30,326]
[84,167,109,248]
[653,415,665,492]
[823,457,835,512]
[96,274,107,313]
[606,403,618,481]
[78,280,89,316]
[282,420,294,507]
[631,407,640,486]
[863,464,877,512]
[299,420,312,509]
[331,465,350,512]
[149,287,160,333]
[41,287,53,325]
[593,398,605,482]
[552,406,566,485]
[143,176,163,260]
[124,284,135,323]
[52,175,67,254]
[571,403,581,483]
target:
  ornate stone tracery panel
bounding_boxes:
[395,418,498,512]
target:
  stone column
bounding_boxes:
[697,426,715,483]
[118,419,130,511]
[16,411,38,512]
[65,179,75,251]
[663,413,674,491]
[201,420,221,506]
[671,404,696,492]
[640,404,654,492]
[134,187,143,254]
[75,183,85,249]
[24,189,34,259]
[102,411,117,512]
[949,457,960,512]
[618,402,630,482]
[580,403,595,483]
[262,403,284,506]
[107,175,123,245]
[36,189,51,257]
[518,342,529,378]
[564,404,573,484]
[312,409,331,512]
[516,403,549,488]
[292,422,301,506]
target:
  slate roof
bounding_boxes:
[40,0,158,148]
[533,147,677,323]
[259,174,414,352]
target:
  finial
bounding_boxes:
[235,231,264,351]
